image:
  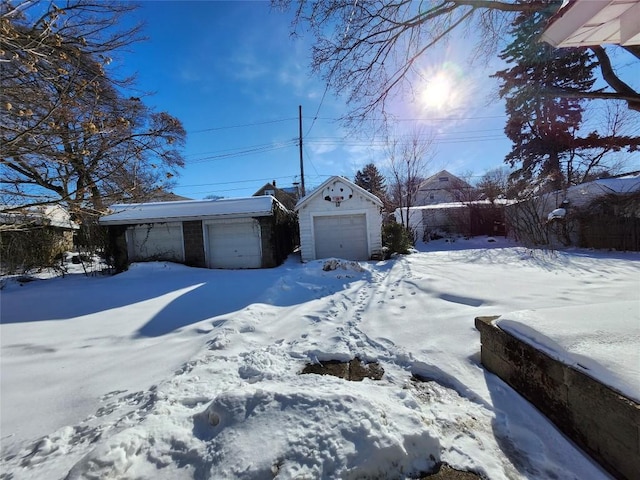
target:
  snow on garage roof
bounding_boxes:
[99,196,281,225]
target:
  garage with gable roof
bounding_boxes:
[296,176,383,262]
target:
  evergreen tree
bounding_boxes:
[276,0,640,127]
[492,6,639,194]
[354,163,387,201]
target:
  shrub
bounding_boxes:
[383,222,414,255]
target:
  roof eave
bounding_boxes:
[541,0,640,47]
[295,176,383,210]
[99,210,274,226]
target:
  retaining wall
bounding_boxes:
[475,316,640,480]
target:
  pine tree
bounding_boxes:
[492,5,639,194]
[354,163,386,198]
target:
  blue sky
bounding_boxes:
[119,1,639,200]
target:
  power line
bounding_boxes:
[185,113,509,137]
[185,140,298,164]
[190,117,297,133]
[177,135,507,166]
[175,175,300,189]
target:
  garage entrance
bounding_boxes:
[313,214,368,260]
[129,223,184,262]
[206,219,262,269]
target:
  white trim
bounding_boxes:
[296,176,382,211]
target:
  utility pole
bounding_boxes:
[299,105,306,197]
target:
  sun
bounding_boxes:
[417,64,465,113]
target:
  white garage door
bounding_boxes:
[314,214,368,260]
[206,219,262,269]
[129,223,184,262]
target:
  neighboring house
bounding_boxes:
[144,191,192,202]
[0,204,79,244]
[102,189,191,207]
[296,176,383,262]
[415,170,474,206]
[505,173,640,249]
[0,204,80,272]
[395,200,511,240]
[398,170,504,239]
[253,181,299,210]
[99,196,296,272]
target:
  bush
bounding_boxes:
[0,227,68,274]
[383,222,414,255]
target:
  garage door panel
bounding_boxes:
[207,220,262,269]
[314,214,368,260]
[130,224,183,262]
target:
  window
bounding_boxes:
[438,177,449,182]
[263,189,275,196]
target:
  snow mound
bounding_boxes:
[61,383,440,480]
[192,385,439,479]
[321,258,365,272]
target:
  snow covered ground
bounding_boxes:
[1,237,638,479]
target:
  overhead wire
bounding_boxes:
[304,0,360,137]
[190,117,298,133]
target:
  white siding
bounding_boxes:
[204,218,262,269]
[128,223,184,262]
[298,188,382,262]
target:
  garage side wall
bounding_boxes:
[298,193,382,262]
[257,208,297,268]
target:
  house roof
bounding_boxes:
[418,170,472,190]
[99,196,282,226]
[567,172,640,198]
[395,199,516,213]
[0,204,79,230]
[541,0,640,47]
[295,176,383,210]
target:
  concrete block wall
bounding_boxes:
[182,220,206,268]
[475,316,640,480]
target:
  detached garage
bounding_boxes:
[99,196,296,272]
[296,176,383,262]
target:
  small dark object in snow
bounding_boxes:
[420,463,482,479]
[71,255,81,264]
[301,357,384,381]
[487,237,496,243]
[16,275,37,284]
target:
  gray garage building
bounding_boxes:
[100,196,296,272]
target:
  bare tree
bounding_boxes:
[477,167,511,202]
[387,129,435,237]
[1,0,186,221]
[274,0,640,125]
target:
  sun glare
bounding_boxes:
[417,63,465,113]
